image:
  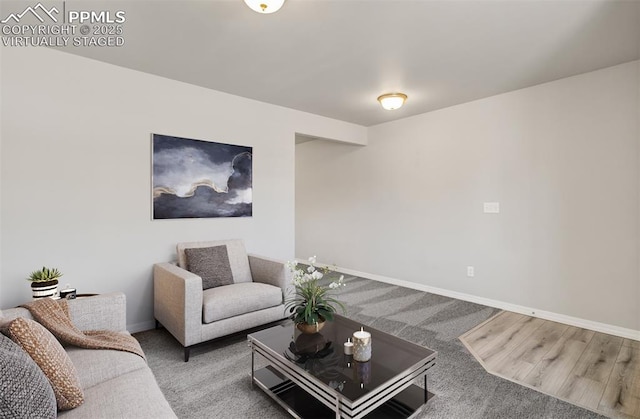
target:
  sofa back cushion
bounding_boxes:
[184,245,234,290]
[177,239,252,284]
[0,307,33,322]
[0,333,57,418]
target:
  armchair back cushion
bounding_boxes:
[184,246,234,290]
[177,240,252,284]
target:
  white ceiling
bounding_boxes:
[61,0,640,126]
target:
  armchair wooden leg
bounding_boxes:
[184,346,190,362]
[155,319,161,329]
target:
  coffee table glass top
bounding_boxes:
[249,315,436,403]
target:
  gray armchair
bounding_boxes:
[153,239,290,361]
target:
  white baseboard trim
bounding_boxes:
[305,261,640,341]
[127,320,156,334]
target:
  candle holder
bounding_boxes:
[60,284,76,300]
[352,327,372,362]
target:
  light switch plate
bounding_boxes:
[483,202,500,213]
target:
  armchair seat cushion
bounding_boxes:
[202,282,283,324]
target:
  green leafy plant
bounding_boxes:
[284,256,346,325]
[27,266,63,282]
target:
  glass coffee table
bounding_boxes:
[248,315,437,418]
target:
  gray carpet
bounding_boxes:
[134,275,605,418]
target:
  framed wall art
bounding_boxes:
[152,134,252,219]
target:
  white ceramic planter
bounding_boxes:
[31,280,59,299]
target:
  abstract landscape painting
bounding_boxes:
[152,134,252,219]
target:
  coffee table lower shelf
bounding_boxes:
[253,366,433,419]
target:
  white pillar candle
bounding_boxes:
[343,338,354,355]
[352,327,372,362]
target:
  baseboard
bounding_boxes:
[301,260,640,341]
[127,320,156,334]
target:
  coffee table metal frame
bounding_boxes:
[248,319,436,419]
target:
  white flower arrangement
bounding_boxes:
[285,256,346,325]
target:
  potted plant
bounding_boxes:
[27,266,63,299]
[285,256,346,334]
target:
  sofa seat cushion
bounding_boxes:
[65,346,147,390]
[202,282,283,324]
[57,367,176,419]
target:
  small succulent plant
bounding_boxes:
[27,266,63,282]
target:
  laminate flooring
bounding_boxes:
[460,311,640,418]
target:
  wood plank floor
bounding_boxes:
[460,311,640,419]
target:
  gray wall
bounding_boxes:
[296,61,640,331]
[0,47,365,331]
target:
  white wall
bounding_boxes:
[0,47,365,331]
[297,61,640,333]
[0,46,4,306]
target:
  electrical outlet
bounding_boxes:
[467,266,475,277]
[483,202,500,213]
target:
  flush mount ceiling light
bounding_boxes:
[244,0,285,14]
[377,93,408,110]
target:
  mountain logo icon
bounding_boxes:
[1,3,59,24]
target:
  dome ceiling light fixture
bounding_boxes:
[377,93,408,110]
[244,0,285,14]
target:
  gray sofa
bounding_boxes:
[0,293,176,418]
[154,239,290,361]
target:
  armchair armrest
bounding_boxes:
[153,262,203,347]
[248,254,291,292]
[67,292,127,332]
